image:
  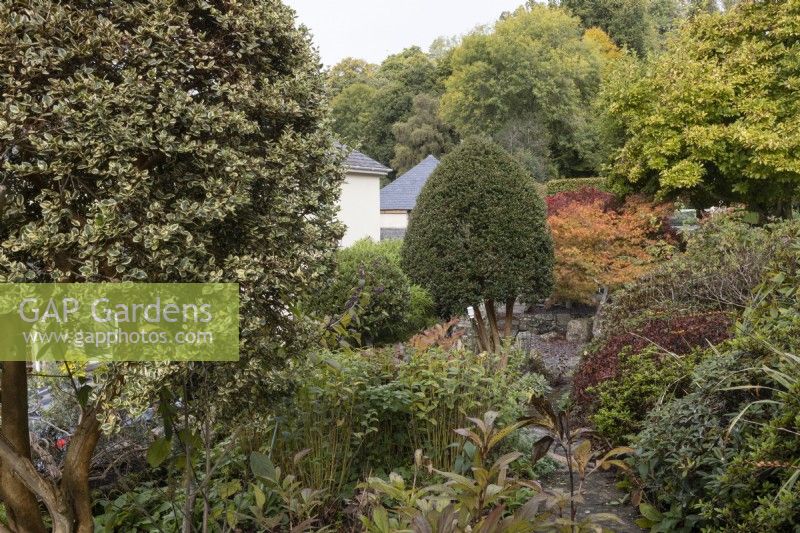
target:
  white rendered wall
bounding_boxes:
[339,171,381,247]
[380,211,409,229]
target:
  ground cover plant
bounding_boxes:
[573,310,734,408]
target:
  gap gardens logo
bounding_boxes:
[0,283,239,361]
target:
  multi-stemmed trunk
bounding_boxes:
[473,297,517,357]
[0,362,48,533]
[0,361,102,533]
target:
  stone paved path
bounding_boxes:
[527,331,643,532]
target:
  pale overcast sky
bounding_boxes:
[284,0,528,66]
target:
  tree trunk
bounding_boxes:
[503,298,515,338]
[473,306,491,353]
[60,405,101,533]
[484,299,501,352]
[0,362,48,533]
[0,434,71,533]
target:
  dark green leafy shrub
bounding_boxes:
[700,373,800,532]
[632,350,747,531]
[402,136,554,318]
[695,236,800,531]
[95,437,332,532]
[406,284,437,335]
[633,226,800,531]
[314,239,435,344]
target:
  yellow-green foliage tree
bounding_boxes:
[603,1,800,217]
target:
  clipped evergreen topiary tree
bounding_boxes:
[402,137,554,352]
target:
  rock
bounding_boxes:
[566,318,593,343]
[555,312,572,329]
[539,331,560,342]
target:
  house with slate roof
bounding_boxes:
[379,155,439,240]
[339,147,392,247]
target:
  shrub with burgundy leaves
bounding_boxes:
[573,310,734,406]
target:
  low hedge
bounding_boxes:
[545,177,611,195]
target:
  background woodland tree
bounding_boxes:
[440,4,610,180]
[391,93,458,174]
[326,57,377,97]
[402,137,553,353]
[329,47,443,168]
[0,1,341,530]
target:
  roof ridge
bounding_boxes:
[379,155,440,211]
[342,145,391,174]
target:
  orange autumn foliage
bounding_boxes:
[547,195,675,304]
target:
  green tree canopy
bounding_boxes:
[391,93,457,174]
[558,0,655,55]
[440,4,607,179]
[603,0,800,216]
[330,82,378,148]
[402,137,553,351]
[0,0,340,529]
[326,57,377,97]
[329,46,441,166]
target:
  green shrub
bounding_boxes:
[700,370,800,532]
[632,350,746,531]
[314,238,435,344]
[590,346,701,445]
[268,346,548,499]
[402,136,553,329]
[632,227,800,531]
[602,214,798,329]
[407,284,437,335]
[545,177,611,195]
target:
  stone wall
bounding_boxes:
[457,302,596,348]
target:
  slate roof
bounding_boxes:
[380,155,440,211]
[344,148,391,175]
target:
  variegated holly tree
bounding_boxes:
[0,1,341,531]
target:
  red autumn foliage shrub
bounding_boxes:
[546,186,617,216]
[547,193,676,304]
[572,311,734,405]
